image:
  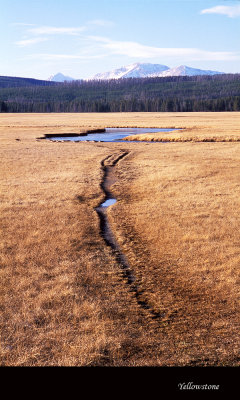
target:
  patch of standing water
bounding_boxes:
[100,198,117,207]
[48,127,178,142]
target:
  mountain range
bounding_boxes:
[90,63,223,80]
[48,63,223,82]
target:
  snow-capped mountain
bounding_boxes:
[48,64,223,82]
[48,73,75,82]
[154,65,223,77]
[91,63,169,80]
[90,63,223,80]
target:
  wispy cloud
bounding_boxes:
[11,23,36,27]
[28,26,86,35]
[15,37,48,47]
[26,53,106,61]
[88,36,240,61]
[13,22,111,49]
[201,5,240,18]
[14,24,240,63]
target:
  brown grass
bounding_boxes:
[0,112,240,366]
[110,141,240,365]
[122,111,240,141]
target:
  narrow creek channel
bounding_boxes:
[95,150,162,319]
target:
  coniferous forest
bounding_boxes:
[0,73,240,112]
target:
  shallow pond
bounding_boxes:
[48,127,177,142]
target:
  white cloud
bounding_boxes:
[88,36,239,61]
[15,37,48,47]
[28,26,86,35]
[201,5,240,18]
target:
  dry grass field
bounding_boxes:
[0,112,240,366]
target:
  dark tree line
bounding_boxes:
[1,96,240,113]
[0,74,240,112]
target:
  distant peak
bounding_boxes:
[48,72,75,82]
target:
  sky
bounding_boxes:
[1,0,240,80]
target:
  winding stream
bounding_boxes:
[48,128,173,318]
[95,151,162,319]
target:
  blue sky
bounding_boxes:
[1,0,240,79]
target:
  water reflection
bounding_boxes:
[48,127,177,142]
[100,198,117,207]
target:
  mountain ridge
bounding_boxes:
[91,62,169,80]
[90,62,223,80]
[0,75,58,88]
[48,63,224,82]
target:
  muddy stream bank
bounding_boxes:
[95,150,162,319]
